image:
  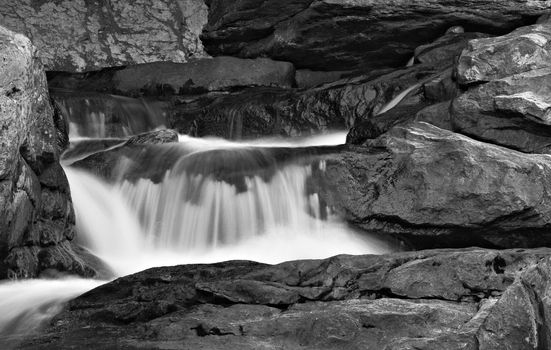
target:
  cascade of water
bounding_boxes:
[0,132,397,345]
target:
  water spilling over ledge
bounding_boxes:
[0,132,397,343]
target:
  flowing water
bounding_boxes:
[0,93,401,345]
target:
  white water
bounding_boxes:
[0,132,397,345]
[0,278,104,345]
[66,138,393,276]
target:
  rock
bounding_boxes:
[0,26,103,278]
[436,23,551,154]
[201,0,550,71]
[451,68,551,153]
[48,57,296,96]
[414,101,453,131]
[295,69,350,89]
[61,139,128,165]
[449,23,551,153]
[18,248,551,349]
[170,64,440,139]
[346,67,456,144]
[71,129,179,180]
[414,31,488,65]
[123,129,179,145]
[0,0,208,72]
[51,90,169,139]
[318,122,551,249]
[456,24,551,85]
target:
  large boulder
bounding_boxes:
[0,0,208,72]
[18,248,551,349]
[451,24,551,153]
[0,26,102,278]
[456,24,551,84]
[201,0,550,71]
[316,122,551,249]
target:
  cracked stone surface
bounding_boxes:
[0,0,208,72]
[17,248,551,349]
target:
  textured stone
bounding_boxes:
[48,57,296,96]
[0,0,208,72]
[457,24,551,84]
[318,122,551,248]
[202,0,550,71]
[0,26,101,278]
[451,68,551,153]
[18,248,551,349]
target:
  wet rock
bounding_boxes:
[170,64,440,139]
[0,26,101,278]
[18,248,551,349]
[202,0,549,71]
[319,122,551,249]
[71,129,179,180]
[0,0,208,72]
[346,67,456,144]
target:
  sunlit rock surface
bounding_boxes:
[0,0,208,72]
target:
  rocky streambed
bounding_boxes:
[2,1,551,349]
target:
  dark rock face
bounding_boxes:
[170,64,440,139]
[451,24,551,153]
[19,248,551,349]
[346,66,456,144]
[318,122,551,249]
[0,0,208,72]
[0,27,100,278]
[201,0,549,71]
[48,57,296,96]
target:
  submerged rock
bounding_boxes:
[0,26,102,278]
[71,129,180,180]
[318,122,551,249]
[18,248,551,349]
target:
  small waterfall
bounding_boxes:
[52,89,167,138]
[0,132,396,345]
[65,133,394,274]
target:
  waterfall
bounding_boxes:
[0,132,397,345]
[66,132,394,275]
